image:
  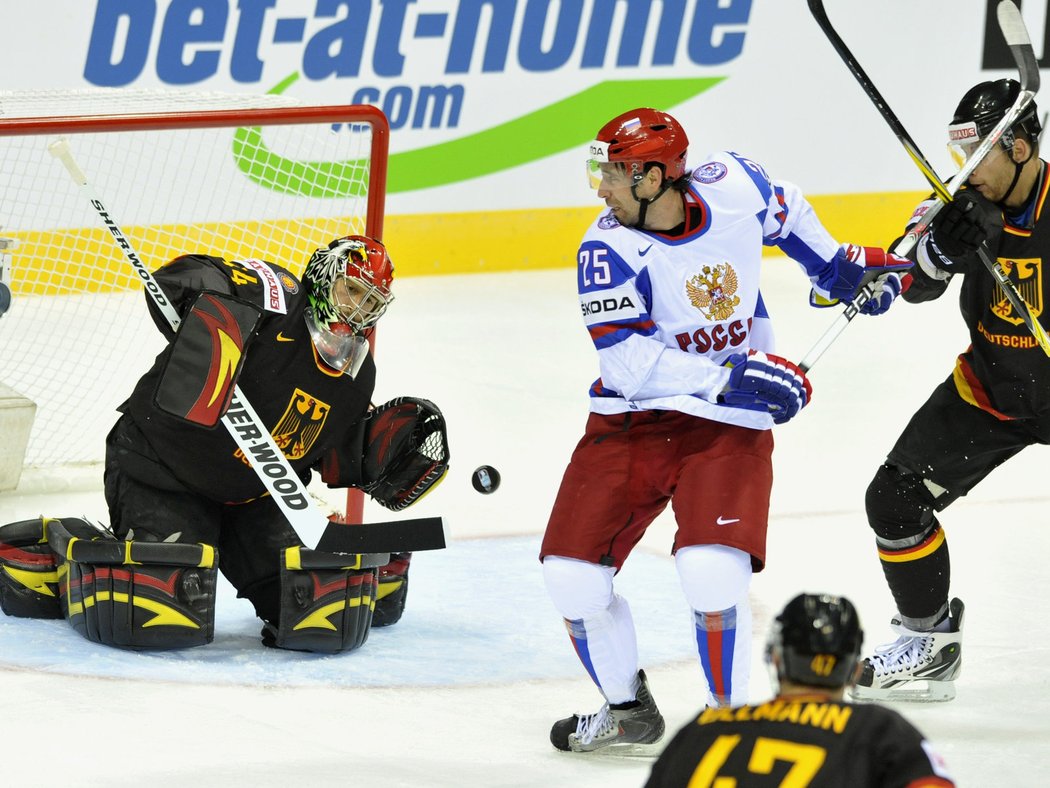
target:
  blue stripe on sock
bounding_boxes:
[694,607,738,704]
[564,618,601,689]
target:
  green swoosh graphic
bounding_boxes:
[233,74,723,197]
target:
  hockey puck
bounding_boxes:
[0,281,10,317]
[471,465,501,494]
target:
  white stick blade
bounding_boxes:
[997,1,1031,47]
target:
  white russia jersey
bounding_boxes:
[578,150,842,429]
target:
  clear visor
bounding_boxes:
[585,159,644,190]
[947,120,985,169]
[331,274,391,332]
[305,309,371,377]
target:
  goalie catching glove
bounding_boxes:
[321,397,450,510]
[809,244,912,315]
[718,350,812,425]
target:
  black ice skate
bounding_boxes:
[550,669,665,753]
[850,598,964,703]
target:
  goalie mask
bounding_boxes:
[303,235,394,376]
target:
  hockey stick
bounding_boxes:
[801,0,1050,370]
[48,138,327,533]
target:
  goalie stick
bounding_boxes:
[48,138,327,533]
[800,0,1050,370]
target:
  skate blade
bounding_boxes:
[567,741,664,760]
[849,680,956,703]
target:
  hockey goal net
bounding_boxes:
[0,90,388,496]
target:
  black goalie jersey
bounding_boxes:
[119,254,375,503]
[645,697,954,788]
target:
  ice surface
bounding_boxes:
[1,265,1047,786]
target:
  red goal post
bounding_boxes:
[0,90,386,523]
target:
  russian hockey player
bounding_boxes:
[540,107,912,752]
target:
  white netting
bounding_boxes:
[0,90,385,474]
[0,88,300,118]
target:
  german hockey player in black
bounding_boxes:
[645,594,955,787]
[855,79,1050,701]
[0,236,449,652]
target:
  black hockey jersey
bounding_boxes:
[645,696,953,787]
[904,164,1050,431]
[119,254,375,503]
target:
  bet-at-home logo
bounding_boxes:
[85,0,752,132]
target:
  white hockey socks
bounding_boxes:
[675,544,753,707]
[543,556,640,703]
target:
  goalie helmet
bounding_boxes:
[766,593,863,690]
[304,235,394,332]
[586,108,689,189]
[948,78,1042,162]
[303,235,394,375]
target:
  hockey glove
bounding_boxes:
[811,244,912,316]
[718,350,812,425]
[931,190,988,258]
[916,190,1000,280]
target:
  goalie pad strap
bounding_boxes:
[46,517,215,568]
[154,290,262,427]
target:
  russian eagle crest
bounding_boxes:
[686,263,740,321]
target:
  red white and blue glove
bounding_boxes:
[718,350,813,425]
[810,244,913,316]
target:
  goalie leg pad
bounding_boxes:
[372,552,411,628]
[48,517,218,651]
[269,547,380,653]
[0,518,62,619]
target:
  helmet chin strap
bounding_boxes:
[999,140,1035,206]
[629,180,672,228]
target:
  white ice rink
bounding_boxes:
[1,263,1048,787]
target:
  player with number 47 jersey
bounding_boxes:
[540,107,911,754]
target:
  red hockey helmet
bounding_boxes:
[303,235,394,375]
[587,108,689,189]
